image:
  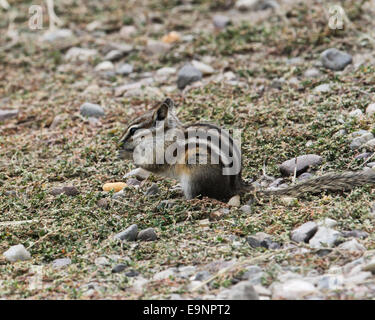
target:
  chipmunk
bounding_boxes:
[117,98,375,201]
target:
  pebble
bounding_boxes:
[210,208,230,220]
[153,267,177,280]
[104,50,124,61]
[247,232,279,249]
[191,60,214,75]
[3,244,31,262]
[65,47,97,62]
[241,265,263,283]
[145,39,171,56]
[80,102,105,118]
[362,258,375,273]
[97,198,109,209]
[119,25,137,38]
[50,186,79,196]
[114,224,138,241]
[125,270,140,277]
[317,274,344,290]
[279,154,322,176]
[178,266,196,279]
[228,195,240,207]
[317,218,337,228]
[41,29,73,42]
[177,64,202,90]
[240,205,252,214]
[313,83,331,93]
[272,279,318,299]
[355,152,373,160]
[95,256,110,266]
[350,132,374,150]
[342,230,369,239]
[95,61,114,72]
[298,172,313,181]
[137,228,157,241]
[338,239,366,252]
[0,109,19,121]
[290,221,318,243]
[112,264,127,273]
[309,227,342,248]
[321,48,352,71]
[366,103,375,117]
[145,183,159,196]
[367,162,375,168]
[116,63,133,76]
[363,139,375,151]
[270,78,285,89]
[123,168,150,180]
[213,15,230,29]
[348,109,363,119]
[227,281,259,300]
[52,258,71,269]
[304,68,321,78]
[195,270,212,281]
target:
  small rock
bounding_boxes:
[367,162,375,168]
[195,271,212,281]
[314,83,331,93]
[270,78,285,89]
[317,274,344,290]
[304,68,321,78]
[112,264,127,273]
[153,267,177,280]
[227,281,259,300]
[210,208,230,221]
[342,230,369,239]
[95,257,109,266]
[291,221,318,243]
[228,195,240,207]
[161,31,181,44]
[42,29,73,42]
[348,109,363,119]
[125,270,139,277]
[80,102,105,118]
[156,67,176,79]
[3,244,31,262]
[119,25,137,38]
[95,61,114,72]
[52,258,71,269]
[298,172,313,181]
[350,132,374,150]
[213,15,230,29]
[309,227,342,248]
[178,266,196,279]
[177,64,202,90]
[363,138,375,151]
[241,266,264,285]
[145,183,159,196]
[137,228,157,241]
[272,279,318,299]
[191,60,214,75]
[338,239,366,252]
[247,232,279,249]
[317,218,337,228]
[123,168,150,180]
[62,186,79,196]
[116,63,133,76]
[65,47,97,62]
[355,152,373,160]
[97,198,109,209]
[50,188,64,196]
[0,109,19,121]
[321,48,352,71]
[362,258,375,273]
[366,103,375,117]
[280,196,298,207]
[279,154,322,176]
[104,50,124,61]
[240,205,252,214]
[145,40,171,56]
[114,224,138,241]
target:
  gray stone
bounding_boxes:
[42,29,73,42]
[272,279,318,299]
[338,239,366,252]
[247,232,279,249]
[314,83,331,93]
[366,103,375,117]
[317,274,344,290]
[213,15,230,29]
[350,132,374,150]
[116,63,133,75]
[321,48,352,71]
[65,47,97,62]
[178,266,196,279]
[0,109,19,121]
[241,266,264,285]
[114,224,138,241]
[317,218,337,228]
[291,221,318,243]
[145,40,170,55]
[80,103,105,118]
[342,230,369,239]
[279,154,322,176]
[304,68,321,78]
[112,264,127,273]
[104,50,124,61]
[177,64,202,90]
[227,281,259,300]
[298,172,313,181]
[95,256,109,266]
[137,228,157,241]
[195,270,212,281]
[3,244,31,262]
[309,227,342,248]
[145,183,159,196]
[62,186,79,196]
[95,61,114,72]
[355,152,373,160]
[52,258,71,268]
[153,267,177,280]
[191,60,214,75]
[240,205,252,214]
[348,109,363,119]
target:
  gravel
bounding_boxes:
[114,224,138,241]
[290,221,318,243]
[321,48,352,71]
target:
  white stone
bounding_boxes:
[42,29,73,42]
[309,227,342,248]
[65,47,98,62]
[366,103,375,117]
[3,244,31,262]
[228,195,240,207]
[153,268,178,281]
[338,239,366,252]
[314,83,331,93]
[191,60,215,75]
[348,109,363,118]
[95,61,114,72]
[95,257,110,266]
[317,218,337,228]
[272,279,318,300]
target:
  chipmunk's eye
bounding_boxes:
[129,127,137,136]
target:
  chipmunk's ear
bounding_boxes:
[154,98,174,121]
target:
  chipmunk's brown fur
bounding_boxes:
[118,98,375,201]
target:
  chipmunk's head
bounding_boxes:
[117,98,178,160]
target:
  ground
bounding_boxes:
[1,0,375,299]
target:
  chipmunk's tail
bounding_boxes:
[253,171,375,198]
